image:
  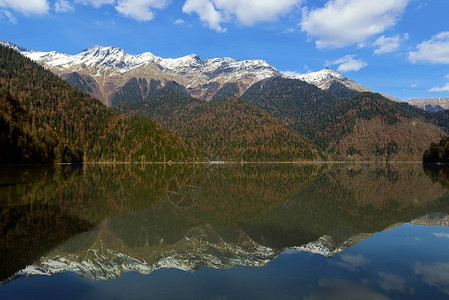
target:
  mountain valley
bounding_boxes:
[1,41,449,163]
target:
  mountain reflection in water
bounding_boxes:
[1,163,449,299]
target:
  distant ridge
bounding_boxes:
[408,98,449,112]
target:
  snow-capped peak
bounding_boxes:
[12,44,277,76]
[0,41,28,52]
[3,41,281,102]
[79,45,126,60]
[285,68,371,93]
[288,68,346,85]
[159,53,202,69]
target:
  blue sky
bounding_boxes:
[0,0,448,100]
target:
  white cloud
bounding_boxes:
[409,32,449,64]
[414,262,449,295]
[430,75,449,92]
[282,27,295,34]
[182,0,301,32]
[378,272,405,292]
[213,0,300,26]
[282,70,302,77]
[334,254,370,271]
[300,0,410,49]
[0,0,49,15]
[174,18,185,25]
[1,9,17,23]
[373,34,408,55]
[115,0,169,21]
[74,0,114,9]
[55,0,75,13]
[430,83,449,93]
[434,232,449,238]
[183,0,226,32]
[327,55,367,72]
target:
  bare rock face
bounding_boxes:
[407,98,449,112]
[13,44,280,105]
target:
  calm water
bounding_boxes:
[1,163,449,299]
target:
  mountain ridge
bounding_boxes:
[1,41,280,104]
[407,98,449,112]
[288,68,372,98]
[241,78,446,161]
[0,43,197,163]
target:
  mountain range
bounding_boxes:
[1,41,449,162]
[0,42,383,105]
[3,41,443,108]
[3,42,279,104]
[12,213,448,282]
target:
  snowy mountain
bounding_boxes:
[1,41,402,105]
[287,68,372,98]
[1,41,280,105]
[11,212,444,283]
[5,221,354,283]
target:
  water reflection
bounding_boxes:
[1,163,449,298]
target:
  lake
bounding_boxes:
[1,163,449,299]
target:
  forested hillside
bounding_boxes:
[423,136,449,164]
[242,77,445,161]
[0,45,196,163]
[114,89,324,161]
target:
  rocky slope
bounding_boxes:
[408,98,449,112]
[2,42,280,105]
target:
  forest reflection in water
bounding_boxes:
[1,162,449,299]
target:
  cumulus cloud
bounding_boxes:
[115,0,169,21]
[183,0,226,32]
[333,254,370,271]
[414,262,449,295]
[300,0,410,49]
[409,32,449,64]
[430,75,449,93]
[55,0,75,13]
[327,55,367,72]
[75,0,114,8]
[182,0,301,32]
[431,84,449,92]
[0,0,49,15]
[174,18,185,25]
[373,34,408,54]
